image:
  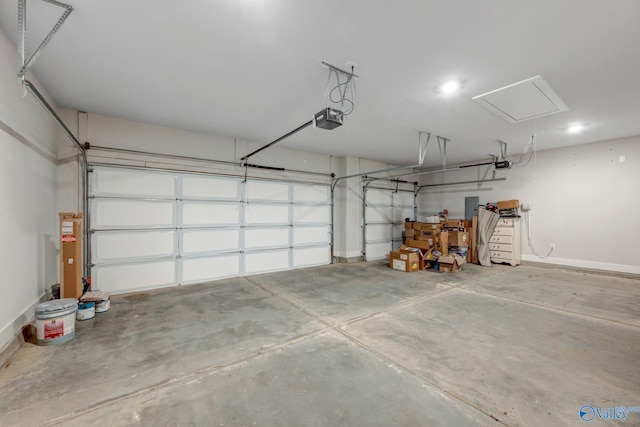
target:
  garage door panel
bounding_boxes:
[293,205,330,224]
[246,181,289,201]
[293,226,329,245]
[92,169,175,197]
[245,250,289,274]
[92,200,174,228]
[182,176,239,200]
[245,227,289,249]
[182,202,240,225]
[393,191,414,207]
[393,207,415,222]
[365,242,392,261]
[392,225,404,239]
[293,185,329,203]
[182,255,240,283]
[93,261,176,293]
[366,188,391,205]
[293,246,330,267]
[366,224,391,242]
[182,229,240,254]
[245,204,289,224]
[366,206,392,223]
[93,231,175,262]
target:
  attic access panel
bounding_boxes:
[472,75,568,123]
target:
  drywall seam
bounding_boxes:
[521,254,640,275]
[0,118,57,164]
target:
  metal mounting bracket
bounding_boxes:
[320,61,359,79]
[497,139,507,161]
[17,0,74,80]
[417,131,431,166]
[437,136,450,168]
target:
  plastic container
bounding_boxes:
[35,298,78,346]
[77,301,96,321]
[95,299,110,313]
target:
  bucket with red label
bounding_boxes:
[35,298,78,346]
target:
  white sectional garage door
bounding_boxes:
[363,187,416,261]
[89,166,331,293]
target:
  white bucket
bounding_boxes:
[35,298,78,346]
[95,299,110,313]
[77,302,96,321]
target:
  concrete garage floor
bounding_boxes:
[1,262,639,426]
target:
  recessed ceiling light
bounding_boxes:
[441,81,459,94]
[568,124,584,133]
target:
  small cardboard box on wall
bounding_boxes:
[59,212,83,299]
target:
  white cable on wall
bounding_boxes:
[524,210,554,258]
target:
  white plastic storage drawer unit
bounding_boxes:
[489,217,520,266]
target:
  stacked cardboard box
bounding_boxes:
[402,221,449,255]
[441,219,473,263]
[393,217,479,272]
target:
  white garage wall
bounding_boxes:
[420,136,640,274]
[0,28,60,352]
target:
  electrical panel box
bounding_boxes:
[465,196,479,220]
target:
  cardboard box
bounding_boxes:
[420,223,443,232]
[389,251,421,272]
[404,221,415,230]
[444,219,465,228]
[405,238,432,251]
[415,230,436,241]
[416,236,436,246]
[497,199,519,210]
[438,253,464,273]
[436,231,449,255]
[449,231,470,247]
[59,212,83,299]
[398,245,426,270]
[403,229,415,238]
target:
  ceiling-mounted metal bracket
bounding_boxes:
[321,61,358,116]
[320,62,359,80]
[17,0,74,80]
[417,131,431,166]
[437,136,450,168]
[497,139,507,161]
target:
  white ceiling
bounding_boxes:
[1,0,639,167]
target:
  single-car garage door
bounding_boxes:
[89,165,331,293]
[363,186,416,261]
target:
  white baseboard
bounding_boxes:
[521,255,640,276]
[0,292,46,358]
